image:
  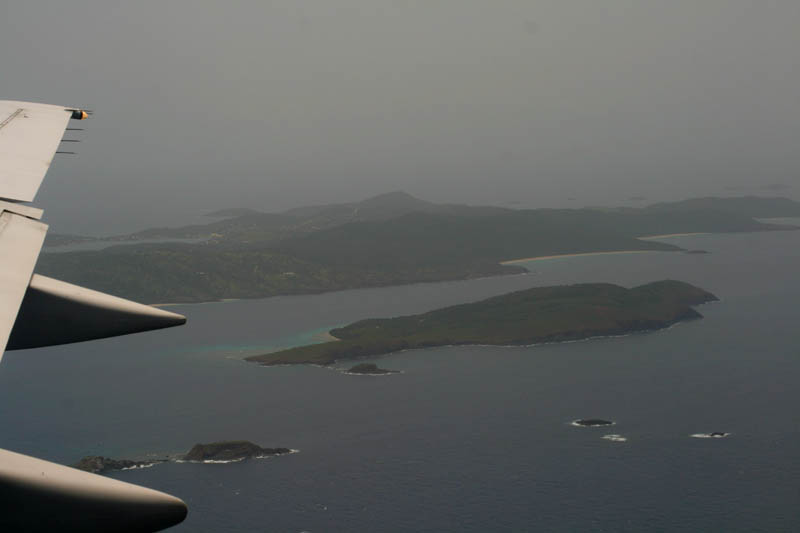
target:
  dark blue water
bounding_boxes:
[2,229,799,532]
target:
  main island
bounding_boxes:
[246,280,717,366]
[36,194,797,304]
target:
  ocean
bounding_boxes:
[1,228,799,532]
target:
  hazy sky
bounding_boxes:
[2,1,798,234]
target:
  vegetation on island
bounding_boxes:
[72,456,165,474]
[246,280,717,366]
[37,193,796,304]
[183,441,290,461]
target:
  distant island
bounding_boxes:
[183,441,291,462]
[72,456,166,474]
[346,363,399,375]
[247,280,717,366]
[37,193,797,304]
[72,440,293,474]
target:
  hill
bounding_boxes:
[46,193,799,248]
[35,194,798,303]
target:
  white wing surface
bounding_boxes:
[0,100,187,532]
[0,100,76,360]
[0,212,47,360]
[0,100,80,202]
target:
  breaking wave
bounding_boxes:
[120,462,160,470]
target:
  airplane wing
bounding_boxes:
[0,100,187,532]
[0,100,81,203]
[0,208,47,358]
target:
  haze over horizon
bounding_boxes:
[2,1,798,235]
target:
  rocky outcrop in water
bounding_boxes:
[72,456,164,474]
[347,363,399,375]
[183,441,291,462]
[573,419,614,427]
[690,432,729,438]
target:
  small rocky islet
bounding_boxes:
[72,440,293,474]
[72,456,167,474]
[345,363,399,375]
[571,419,731,442]
[690,432,730,439]
[572,419,615,427]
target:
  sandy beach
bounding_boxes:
[501,250,659,265]
[313,331,340,343]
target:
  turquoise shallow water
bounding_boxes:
[2,229,799,531]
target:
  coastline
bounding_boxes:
[313,331,341,343]
[149,244,690,307]
[638,232,709,240]
[501,250,659,265]
[252,319,695,368]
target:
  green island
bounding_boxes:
[183,441,291,462]
[246,280,717,366]
[37,193,797,304]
